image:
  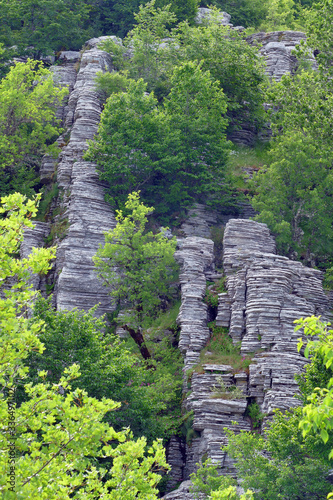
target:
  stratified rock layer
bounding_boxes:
[247,31,308,81]
[20,222,51,293]
[174,237,215,373]
[52,40,117,315]
[221,219,328,417]
[167,217,330,500]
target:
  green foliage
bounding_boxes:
[99,3,266,127]
[303,0,333,76]
[87,0,198,39]
[20,297,182,443]
[123,0,177,90]
[204,278,227,310]
[0,0,92,57]
[210,376,245,400]
[87,62,230,220]
[36,183,59,221]
[170,13,266,130]
[0,193,56,386]
[224,407,332,499]
[202,0,268,29]
[190,459,236,498]
[323,265,333,290]
[209,488,254,500]
[246,402,264,429]
[0,60,67,197]
[258,0,299,31]
[0,193,169,498]
[94,192,178,329]
[296,316,333,464]
[197,322,252,372]
[251,69,333,262]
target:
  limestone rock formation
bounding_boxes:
[247,31,308,81]
[175,237,215,373]
[196,8,231,25]
[53,41,117,315]
[221,219,328,416]
[16,20,326,500]
[20,221,51,293]
[231,30,313,145]
[165,217,330,499]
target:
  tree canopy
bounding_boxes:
[0,59,67,197]
[0,193,169,499]
[86,62,231,219]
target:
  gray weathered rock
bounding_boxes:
[20,222,51,292]
[222,219,328,421]
[163,480,202,500]
[196,8,231,25]
[175,237,215,372]
[247,31,311,81]
[51,40,117,315]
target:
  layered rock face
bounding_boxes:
[16,17,325,500]
[43,40,117,315]
[20,222,51,294]
[165,218,329,499]
[220,219,328,416]
[231,30,313,145]
[247,31,308,81]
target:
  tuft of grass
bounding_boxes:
[210,376,246,400]
[36,182,59,221]
[228,143,270,178]
[145,300,180,335]
[204,278,227,310]
[195,322,253,374]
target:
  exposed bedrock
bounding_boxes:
[46,39,118,315]
[174,237,215,373]
[230,30,315,146]
[220,218,328,417]
[20,221,51,293]
[166,218,330,499]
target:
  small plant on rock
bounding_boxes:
[210,376,245,400]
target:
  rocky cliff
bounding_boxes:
[21,15,327,498]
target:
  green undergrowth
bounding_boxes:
[36,182,59,221]
[204,277,227,309]
[193,322,253,374]
[227,143,270,194]
[210,376,246,400]
[144,300,180,336]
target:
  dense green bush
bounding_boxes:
[86,63,230,220]
[0,60,67,197]
[20,296,182,444]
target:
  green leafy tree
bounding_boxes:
[99,3,266,128]
[251,69,333,262]
[0,59,68,197]
[98,1,177,99]
[20,297,182,443]
[224,408,332,499]
[190,459,236,498]
[0,193,169,499]
[259,0,297,31]
[87,62,230,219]
[0,0,92,57]
[200,0,268,29]
[93,192,178,354]
[123,1,176,90]
[190,459,254,499]
[296,317,333,463]
[303,0,333,75]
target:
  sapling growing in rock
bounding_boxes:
[93,191,178,360]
